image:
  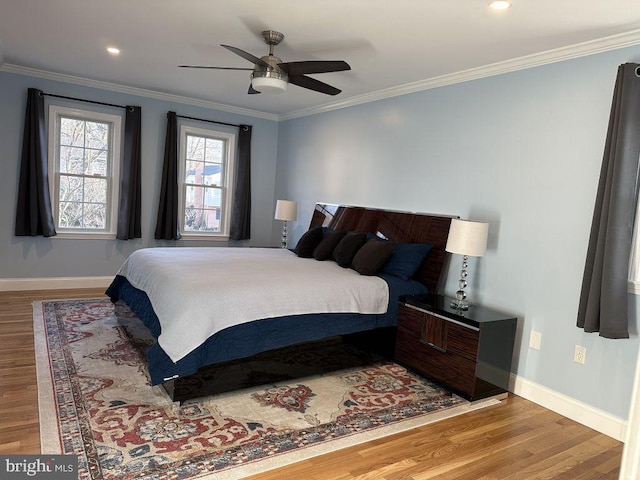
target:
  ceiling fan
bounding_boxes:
[179,30,351,96]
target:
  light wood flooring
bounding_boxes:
[0,288,624,479]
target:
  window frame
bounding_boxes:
[47,104,122,239]
[178,124,236,240]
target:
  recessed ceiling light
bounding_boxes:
[489,0,511,9]
[106,46,121,55]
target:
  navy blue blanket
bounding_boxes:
[106,274,426,385]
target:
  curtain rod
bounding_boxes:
[176,114,250,130]
[37,92,250,128]
[39,91,134,111]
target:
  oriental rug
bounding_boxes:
[34,298,500,480]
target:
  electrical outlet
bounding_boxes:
[574,345,586,364]
[529,331,541,350]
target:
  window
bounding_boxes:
[48,105,121,238]
[179,125,236,238]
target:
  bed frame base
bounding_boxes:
[162,329,396,404]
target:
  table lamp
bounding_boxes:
[445,218,489,310]
[274,200,297,248]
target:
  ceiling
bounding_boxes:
[1,0,640,119]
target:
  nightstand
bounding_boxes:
[394,294,517,401]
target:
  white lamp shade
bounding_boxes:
[445,219,489,257]
[274,200,297,221]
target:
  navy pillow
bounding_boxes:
[381,243,433,280]
[351,238,396,275]
[333,232,367,267]
[294,226,324,258]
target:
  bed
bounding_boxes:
[106,203,455,395]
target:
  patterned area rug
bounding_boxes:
[34,298,499,479]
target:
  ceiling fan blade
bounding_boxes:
[178,65,254,70]
[248,84,261,94]
[289,74,341,96]
[278,60,351,76]
[221,44,270,69]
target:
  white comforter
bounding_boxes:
[117,247,389,362]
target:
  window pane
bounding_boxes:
[186,160,205,186]
[184,207,221,232]
[58,201,83,228]
[84,177,107,203]
[59,146,85,174]
[205,186,222,208]
[60,118,85,147]
[185,185,205,209]
[83,203,106,229]
[203,162,222,186]
[59,175,83,202]
[85,121,109,149]
[204,138,223,162]
[86,149,108,176]
[186,135,205,161]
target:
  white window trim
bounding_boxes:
[47,105,122,239]
[178,124,236,240]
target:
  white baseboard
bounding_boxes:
[510,373,627,441]
[0,277,113,292]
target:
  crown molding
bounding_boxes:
[279,28,640,121]
[3,29,640,123]
[0,64,279,121]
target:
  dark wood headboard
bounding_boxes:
[309,203,456,294]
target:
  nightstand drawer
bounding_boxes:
[395,329,476,395]
[396,305,425,336]
[397,305,480,361]
[445,321,480,361]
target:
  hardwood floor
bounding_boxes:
[0,288,624,479]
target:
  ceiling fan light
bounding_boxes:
[251,76,288,93]
[489,0,511,9]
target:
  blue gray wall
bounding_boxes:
[2,44,639,420]
[275,45,640,419]
[0,72,279,279]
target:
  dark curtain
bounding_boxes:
[154,111,181,240]
[229,125,252,240]
[116,106,142,240]
[577,63,640,339]
[15,88,56,237]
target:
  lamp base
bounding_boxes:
[281,221,288,249]
[452,259,470,311]
[450,299,470,311]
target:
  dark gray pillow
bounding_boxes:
[294,226,324,258]
[333,232,367,267]
[351,238,396,275]
[313,230,347,260]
